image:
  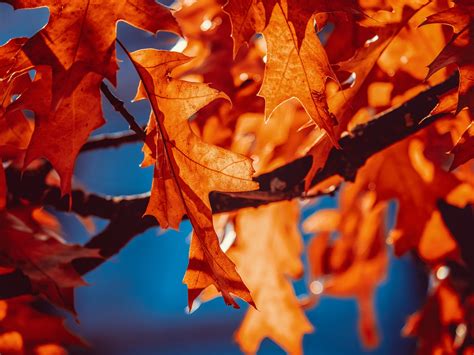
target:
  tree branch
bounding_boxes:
[80,130,143,152]
[100,82,146,141]
[1,74,459,300]
[210,73,459,212]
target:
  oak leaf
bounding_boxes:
[129,49,258,308]
[0,73,33,208]
[232,202,312,354]
[8,66,104,193]
[353,134,474,262]
[224,0,267,57]
[403,281,464,354]
[0,209,100,313]
[224,0,357,141]
[224,0,360,57]
[0,296,85,353]
[259,1,338,142]
[423,1,474,112]
[0,74,32,159]
[0,0,180,192]
[305,191,388,348]
[450,121,474,171]
[305,5,423,186]
[0,38,31,81]
[0,0,180,85]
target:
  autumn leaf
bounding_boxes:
[0,0,180,193]
[232,202,312,354]
[195,103,315,354]
[224,0,358,142]
[305,4,424,187]
[7,66,104,193]
[0,72,34,206]
[129,49,258,308]
[0,37,31,81]
[326,3,427,122]
[0,209,100,313]
[422,0,474,112]
[224,0,361,57]
[304,191,388,348]
[377,2,447,82]
[0,296,85,353]
[351,134,474,262]
[1,0,474,352]
[224,0,267,57]
[259,0,339,142]
[0,74,32,159]
[403,281,464,354]
[450,121,474,170]
[174,0,236,94]
[0,0,180,86]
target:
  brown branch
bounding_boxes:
[210,73,459,212]
[80,130,143,152]
[100,82,146,141]
[5,165,149,220]
[0,73,459,300]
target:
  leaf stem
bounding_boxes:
[100,82,146,141]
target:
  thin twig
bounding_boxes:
[81,130,143,152]
[100,82,146,141]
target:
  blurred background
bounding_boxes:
[1,3,428,354]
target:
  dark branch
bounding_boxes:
[81,130,142,152]
[211,73,459,212]
[1,74,459,299]
[100,82,146,141]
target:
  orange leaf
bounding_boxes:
[224,0,267,57]
[0,0,180,85]
[225,0,360,57]
[450,122,474,170]
[0,73,33,209]
[403,281,464,354]
[129,49,258,308]
[0,0,180,192]
[305,191,388,348]
[9,67,104,193]
[232,202,313,354]
[0,296,85,353]
[423,1,474,112]
[259,1,338,142]
[0,73,33,159]
[0,209,100,313]
[352,134,474,262]
[0,38,31,81]
[305,4,423,186]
